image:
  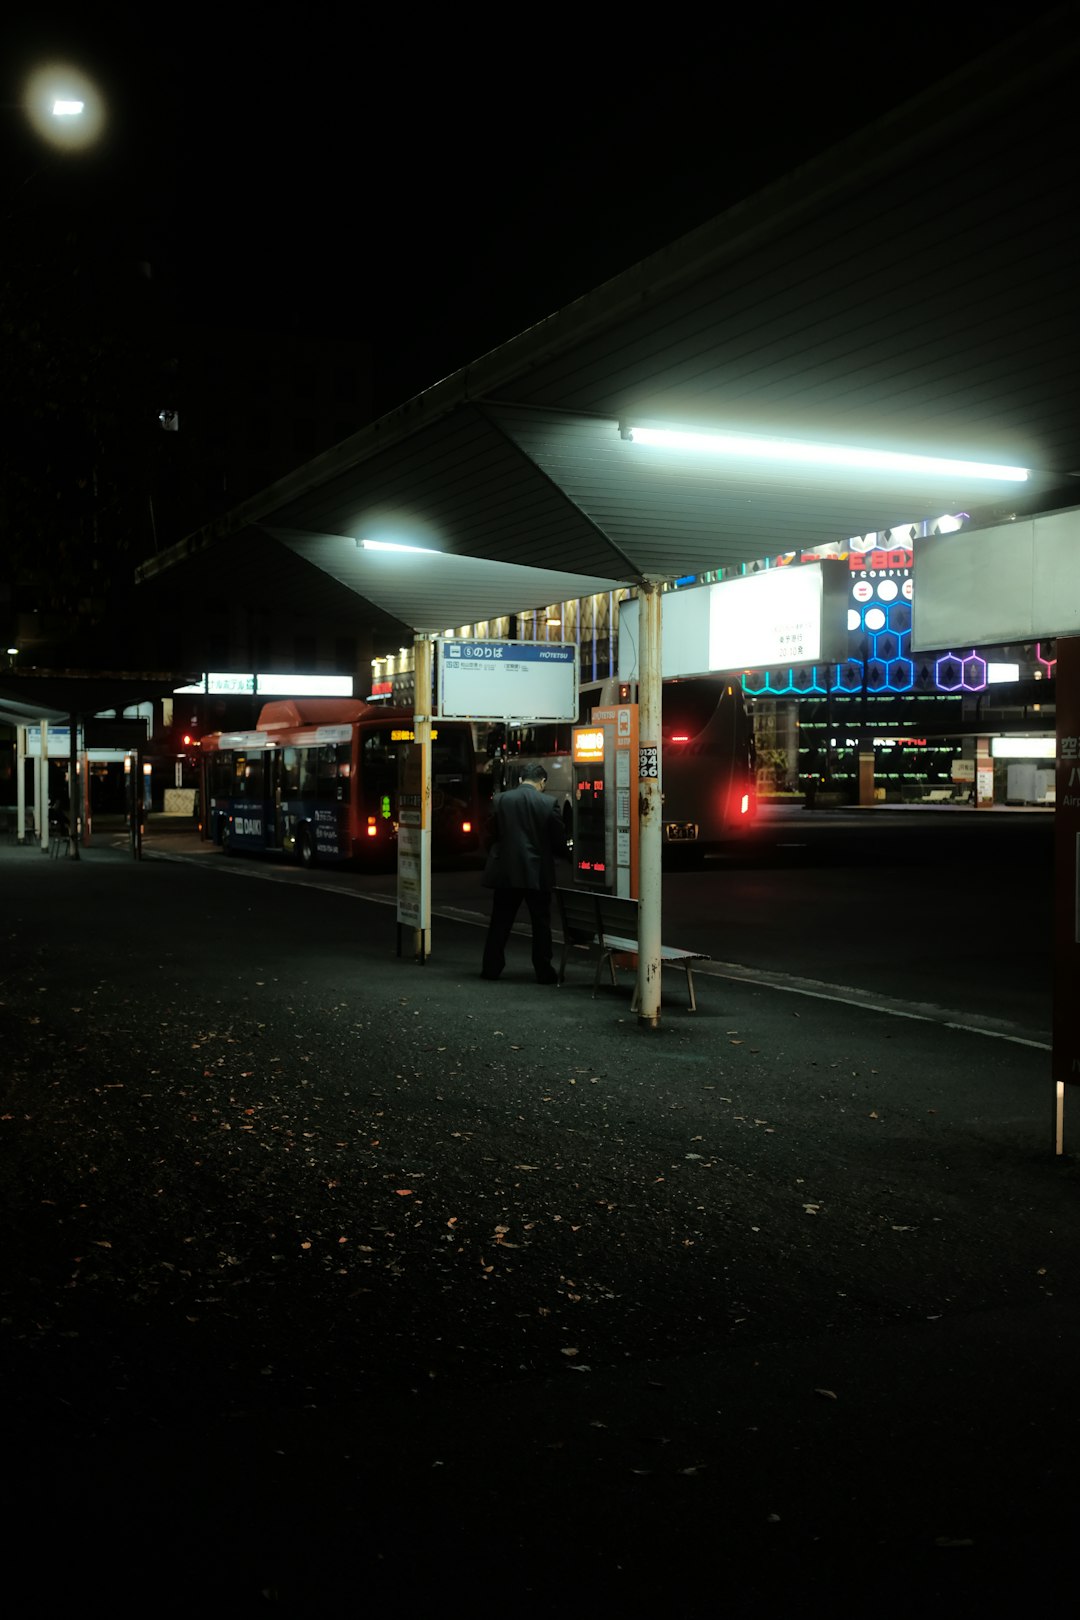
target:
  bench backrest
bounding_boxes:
[596,893,639,940]
[557,887,641,945]
[556,887,602,942]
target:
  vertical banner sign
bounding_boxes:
[1053,637,1080,1090]
[976,737,994,808]
[397,742,430,931]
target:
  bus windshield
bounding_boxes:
[661,679,732,740]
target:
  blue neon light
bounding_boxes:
[883,657,914,691]
[737,557,995,699]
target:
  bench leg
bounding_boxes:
[685,964,697,1013]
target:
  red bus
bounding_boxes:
[474,676,757,857]
[200,698,481,867]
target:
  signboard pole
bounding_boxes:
[15,725,27,843]
[67,712,80,861]
[399,633,434,964]
[1051,636,1080,1154]
[637,580,664,1028]
[38,722,49,853]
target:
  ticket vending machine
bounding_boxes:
[571,704,639,897]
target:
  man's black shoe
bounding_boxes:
[479,970,501,980]
[535,970,559,985]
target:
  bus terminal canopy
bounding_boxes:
[132,9,1080,1025]
[136,9,1080,641]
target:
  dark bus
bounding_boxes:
[201,698,480,866]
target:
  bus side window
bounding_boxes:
[335,743,351,800]
[238,753,264,798]
[296,747,316,797]
[317,744,338,800]
[210,755,233,798]
[280,747,298,797]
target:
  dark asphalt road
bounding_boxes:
[1,832,1078,1615]
[126,805,1056,1040]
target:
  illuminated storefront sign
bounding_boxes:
[742,539,991,697]
[173,673,354,697]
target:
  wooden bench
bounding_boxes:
[554,887,710,1011]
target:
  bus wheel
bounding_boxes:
[296,827,315,868]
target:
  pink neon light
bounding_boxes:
[934,651,987,692]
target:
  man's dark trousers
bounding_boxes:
[482,887,554,979]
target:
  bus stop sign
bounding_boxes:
[437,640,577,721]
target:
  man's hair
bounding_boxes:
[521,763,547,784]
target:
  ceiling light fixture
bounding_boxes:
[359,538,441,555]
[620,424,1029,483]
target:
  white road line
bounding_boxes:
[693,959,1050,1049]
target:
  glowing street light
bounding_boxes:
[22,63,105,150]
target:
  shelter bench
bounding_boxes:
[554,887,710,1012]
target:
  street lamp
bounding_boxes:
[21,62,105,151]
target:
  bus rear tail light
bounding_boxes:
[740,794,750,815]
[366,817,378,838]
[462,820,472,834]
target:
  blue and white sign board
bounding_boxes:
[437,640,578,721]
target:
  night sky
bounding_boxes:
[4,4,1066,414]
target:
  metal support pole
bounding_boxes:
[82,748,92,844]
[636,579,663,1029]
[38,722,49,852]
[1054,1080,1065,1156]
[16,725,26,843]
[133,750,143,860]
[412,633,434,963]
[68,712,80,860]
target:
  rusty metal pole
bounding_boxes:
[636,579,663,1029]
[67,712,80,860]
[412,634,434,963]
[16,724,27,843]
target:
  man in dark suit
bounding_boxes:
[481,763,568,983]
